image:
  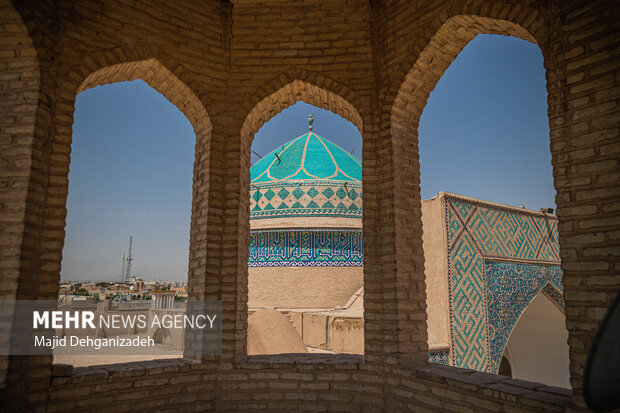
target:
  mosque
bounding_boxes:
[247,117,570,389]
[248,115,363,310]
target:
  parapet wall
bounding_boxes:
[46,357,572,412]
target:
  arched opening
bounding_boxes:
[418,33,565,374]
[498,355,512,378]
[53,59,211,367]
[240,80,365,357]
[503,292,570,388]
[390,14,570,385]
[419,34,554,208]
[73,60,212,301]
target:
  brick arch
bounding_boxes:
[391,14,539,130]
[67,58,213,303]
[13,47,215,310]
[240,71,366,139]
[77,58,212,137]
[387,2,544,108]
[235,78,367,359]
[387,12,549,366]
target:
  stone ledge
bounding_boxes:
[52,363,73,377]
[395,362,572,409]
[53,354,364,385]
[53,357,200,384]
[240,353,364,367]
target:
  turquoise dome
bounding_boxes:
[250,131,363,220]
[251,132,361,184]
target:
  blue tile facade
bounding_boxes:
[485,260,563,373]
[444,196,563,373]
[249,229,363,267]
[428,350,450,365]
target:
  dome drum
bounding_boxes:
[250,180,362,220]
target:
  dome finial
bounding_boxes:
[308,113,314,131]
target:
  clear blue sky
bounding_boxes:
[61,34,555,282]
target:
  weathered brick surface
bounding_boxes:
[0,0,617,411]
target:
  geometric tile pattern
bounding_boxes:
[249,131,363,220]
[444,196,562,372]
[447,199,560,263]
[250,181,362,219]
[542,282,565,309]
[248,229,363,267]
[485,260,563,373]
[428,350,450,365]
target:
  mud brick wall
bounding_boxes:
[0,0,617,411]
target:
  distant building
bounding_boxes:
[422,192,569,388]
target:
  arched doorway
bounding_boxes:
[503,292,570,388]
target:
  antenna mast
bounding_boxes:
[121,253,126,282]
[124,236,133,282]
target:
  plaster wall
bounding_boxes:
[505,293,571,389]
[421,196,450,348]
[327,317,364,354]
[289,312,364,354]
[248,266,363,309]
[302,313,328,348]
[147,309,186,350]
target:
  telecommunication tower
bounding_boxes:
[124,236,133,282]
[121,253,126,282]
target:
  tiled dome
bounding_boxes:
[249,130,362,220]
[250,131,361,184]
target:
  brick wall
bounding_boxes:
[0,0,617,411]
